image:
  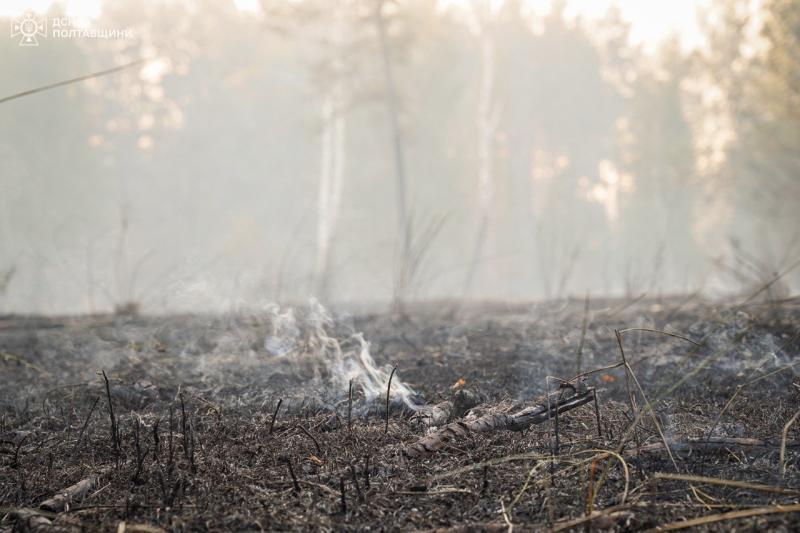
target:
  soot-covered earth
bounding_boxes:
[1,296,800,532]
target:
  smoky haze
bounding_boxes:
[0,0,798,315]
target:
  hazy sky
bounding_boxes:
[559,0,707,49]
[2,0,708,50]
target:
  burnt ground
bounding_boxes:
[1,296,800,531]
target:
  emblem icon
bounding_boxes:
[11,13,47,46]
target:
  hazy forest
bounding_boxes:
[2,1,800,531]
[0,0,797,314]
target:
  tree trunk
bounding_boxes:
[316,8,348,300]
[374,0,410,310]
[463,11,500,299]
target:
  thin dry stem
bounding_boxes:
[780,407,800,476]
[618,327,702,347]
[653,472,800,495]
[645,503,800,532]
[385,366,397,434]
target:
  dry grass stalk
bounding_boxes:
[780,407,800,476]
[269,398,282,435]
[645,502,800,532]
[653,472,800,495]
[617,327,703,347]
[385,366,397,434]
[614,330,637,419]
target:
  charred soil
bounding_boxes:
[1,297,800,531]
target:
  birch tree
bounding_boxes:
[316,3,349,299]
[374,0,411,309]
[463,0,501,298]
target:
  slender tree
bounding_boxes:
[374,0,411,309]
[316,2,349,299]
[463,0,501,298]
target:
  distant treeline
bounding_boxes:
[0,0,797,313]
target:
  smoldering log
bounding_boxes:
[39,470,107,512]
[403,388,595,459]
[410,401,451,428]
[410,389,483,428]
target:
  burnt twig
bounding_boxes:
[385,366,397,434]
[132,417,144,483]
[152,417,160,461]
[12,434,28,469]
[347,381,353,434]
[72,396,99,454]
[269,398,282,435]
[100,370,120,453]
[339,477,347,514]
[179,393,195,471]
[284,457,301,493]
[297,424,322,455]
[593,389,602,438]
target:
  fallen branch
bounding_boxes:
[403,388,595,459]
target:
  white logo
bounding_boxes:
[11,13,47,46]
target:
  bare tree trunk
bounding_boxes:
[463,11,500,299]
[374,0,410,310]
[316,6,348,300]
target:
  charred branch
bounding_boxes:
[403,388,596,459]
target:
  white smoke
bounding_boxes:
[264,299,419,409]
[264,304,299,356]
